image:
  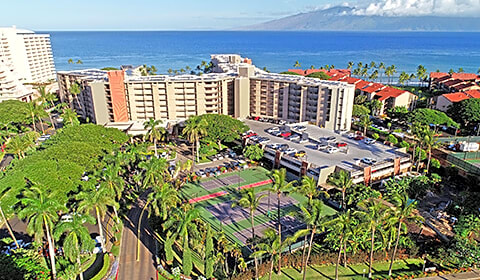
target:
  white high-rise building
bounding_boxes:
[0,26,56,102]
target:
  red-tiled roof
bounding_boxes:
[355,80,371,90]
[452,73,478,81]
[442,92,471,102]
[443,79,464,87]
[453,82,480,91]
[329,75,345,81]
[287,69,305,75]
[466,90,480,98]
[430,72,449,79]
[362,83,385,93]
[341,77,361,84]
[374,87,409,101]
[435,76,453,83]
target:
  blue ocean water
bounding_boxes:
[48,31,480,74]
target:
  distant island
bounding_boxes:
[238,6,480,31]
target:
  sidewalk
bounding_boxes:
[416,269,480,280]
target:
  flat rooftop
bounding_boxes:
[244,120,405,173]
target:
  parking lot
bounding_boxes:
[244,119,403,172]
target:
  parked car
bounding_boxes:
[364,138,376,145]
[281,131,291,138]
[294,125,307,132]
[92,236,104,254]
[336,142,348,147]
[306,144,319,150]
[347,133,356,139]
[327,147,339,154]
[354,135,365,141]
[318,144,329,150]
[284,148,297,155]
[278,144,289,152]
[295,150,306,158]
[361,157,377,165]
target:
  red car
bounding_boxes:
[336,142,348,147]
[281,132,291,138]
[354,135,365,141]
[254,116,260,121]
[245,132,257,138]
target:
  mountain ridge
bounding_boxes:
[238,7,480,31]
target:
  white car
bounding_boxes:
[347,133,356,139]
[288,135,300,142]
[295,126,307,132]
[92,236,104,254]
[364,138,376,145]
[318,144,329,150]
[268,127,280,132]
[327,147,339,154]
[361,158,378,165]
[284,148,297,155]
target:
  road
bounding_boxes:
[117,191,157,280]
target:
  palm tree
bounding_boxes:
[163,206,201,276]
[0,190,19,248]
[76,59,83,64]
[359,115,372,136]
[148,182,179,221]
[458,67,464,73]
[182,116,208,165]
[18,184,67,279]
[54,214,95,280]
[98,165,125,220]
[36,86,56,130]
[369,70,379,82]
[298,199,325,280]
[378,62,386,82]
[68,59,74,64]
[138,157,169,189]
[387,193,424,276]
[232,188,266,280]
[60,108,80,127]
[347,61,354,70]
[167,68,173,75]
[298,176,319,205]
[325,210,356,280]
[398,71,408,85]
[293,61,301,68]
[144,118,165,158]
[421,127,439,172]
[309,65,315,69]
[357,198,389,279]
[27,101,47,134]
[5,134,32,159]
[369,61,376,69]
[416,65,427,87]
[76,183,118,253]
[328,170,353,210]
[269,168,295,275]
[69,82,82,111]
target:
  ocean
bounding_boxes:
[48,31,480,75]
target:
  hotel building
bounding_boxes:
[57,54,355,131]
[0,26,56,101]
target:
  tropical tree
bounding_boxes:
[416,65,427,87]
[232,188,266,280]
[60,107,80,127]
[369,70,379,82]
[298,176,320,205]
[358,115,372,136]
[5,133,36,159]
[144,118,165,158]
[76,183,118,253]
[269,168,295,274]
[182,116,208,164]
[26,101,47,134]
[148,182,179,221]
[138,157,169,189]
[68,82,82,111]
[76,60,83,64]
[18,184,67,279]
[98,165,124,220]
[243,144,264,161]
[37,86,56,129]
[68,59,74,64]
[293,61,301,68]
[298,200,325,280]
[387,192,424,276]
[328,170,353,210]
[420,126,439,172]
[0,189,19,248]
[357,198,390,279]
[398,71,409,85]
[347,61,354,70]
[325,210,356,280]
[54,214,95,280]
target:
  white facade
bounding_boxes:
[0,26,55,84]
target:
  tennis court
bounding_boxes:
[233,216,305,246]
[200,174,245,191]
[206,192,298,225]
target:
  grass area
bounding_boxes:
[261,259,424,280]
[181,167,337,247]
[89,254,111,280]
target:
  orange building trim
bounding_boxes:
[108,71,129,122]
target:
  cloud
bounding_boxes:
[351,0,480,16]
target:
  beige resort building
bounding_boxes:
[57,54,355,131]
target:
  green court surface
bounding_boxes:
[261,259,424,280]
[181,167,336,247]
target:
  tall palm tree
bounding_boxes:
[378,62,386,82]
[163,206,201,276]
[298,199,325,280]
[60,108,80,127]
[68,59,74,64]
[232,188,267,280]
[369,61,376,69]
[144,118,164,158]
[76,183,118,253]
[387,193,424,276]
[5,134,31,159]
[325,210,356,280]
[148,182,179,221]
[328,170,353,210]
[26,101,46,134]
[269,168,295,275]
[0,190,19,248]
[138,157,169,189]
[369,70,379,82]
[416,65,427,87]
[347,61,354,70]
[69,82,82,111]
[421,127,439,172]
[36,86,56,130]
[298,176,319,205]
[293,61,301,68]
[98,165,125,220]
[54,214,95,280]
[182,116,208,165]
[357,198,389,279]
[18,184,67,279]
[359,115,372,137]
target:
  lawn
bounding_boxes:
[262,259,424,280]
[181,167,337,248]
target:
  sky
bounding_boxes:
[2,0,479,30]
